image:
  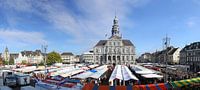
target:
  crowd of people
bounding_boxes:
[163,68,198,82]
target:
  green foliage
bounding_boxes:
[3,60,9,65]
[47,51,62,65]
[38,61,44,66]
[21,60,27,65]
[9,58,14,65]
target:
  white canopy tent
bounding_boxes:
[122,65,139,81]
[89,65,108,79]
[60,69,85,78]
[50,66,74,76]
[72,70,94,79]
[72,65,108,79]
[109,65,123,81]
[13,66,37,73]
[131,65,160,75]
[88,64,99,68]
[141,74,163,78]
[109,65,138,82]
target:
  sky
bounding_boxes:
[0,0,200,56]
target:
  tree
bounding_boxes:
[21,60,27,65]
[47,51,62,65]
[38,61,44,66]
[9,58,14,65]
[0,57,3,65]
[3,60,9,65]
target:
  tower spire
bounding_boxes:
[111,15,120,37]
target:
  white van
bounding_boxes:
[1,70,16,86]
[15,73,30,85]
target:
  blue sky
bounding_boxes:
[0,0,200,56]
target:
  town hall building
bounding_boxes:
[93,16,136,65]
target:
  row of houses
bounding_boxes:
[138,42,200,72]
[0,47,80,64]
[138,46,181,64]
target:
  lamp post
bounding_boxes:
[42,45,48,73]
[163,35,170,82]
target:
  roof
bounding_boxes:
[122,40,134,46]
[142,74,163,78]
[10,53,19,58]
[168,48,178,55]
[21,50,42,56]
[61,52,74,56]
[83,52,93,54]
[181,42,200,51]
[95,40,107,46]
[109,35,122,39]
[95,40,134,46]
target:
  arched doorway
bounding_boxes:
[113,56,116,63]
[108,56,111,64]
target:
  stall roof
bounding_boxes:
[109,65,138,81]
[89,65,108,79]
[141,74,163,78]
[109,65,123,81]
[60,69,85,77]
[122,65,138,81]
[72,65,108,79]
[72,70,94,79]
[131,65,160,75]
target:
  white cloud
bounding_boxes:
[0,0,150,51]
[0,28,47,45]
[186,17,200,28]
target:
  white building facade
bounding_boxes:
[81,51,94,63]
[15,50,43,64]
[168,48,181,64]
[93,16,136,65]
[61,52,74,64]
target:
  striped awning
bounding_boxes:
[82,83,169,90]
[171,77,200,88]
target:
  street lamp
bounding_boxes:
[42,45,48,73]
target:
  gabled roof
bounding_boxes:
[168,48,178,55]
[21,50,42,56]
[61,52,74,56]
[10,53,19,57]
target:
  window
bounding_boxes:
[117,48,121,54]
[96,56,98,60]
[126,56,129,60]
[113,56,116,60]
[113,42,116,46]
[131,56,134,60]
[117,42,120,46]
[126,48,129,53]
[96,49,99,53]
[109,42,112,46]
[109,48,112,53]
